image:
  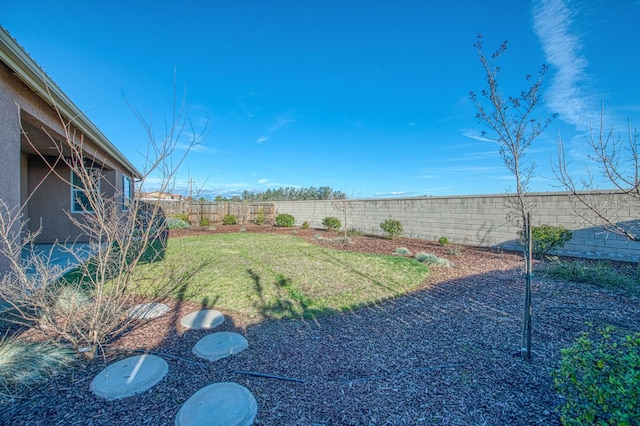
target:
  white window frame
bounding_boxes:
[71,168,100,213]
[122,175,133,211]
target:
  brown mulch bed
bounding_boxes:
[2,225,639,425]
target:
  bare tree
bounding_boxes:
[556,105,639,275]
[0,86,207,360]
[469,35,556,360]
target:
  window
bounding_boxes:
[71,169,100,213]
[123,175,133,211]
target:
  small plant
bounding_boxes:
[256,207,265,225]
[0,336,74,399]
[554,327,640,424]
[334,236,353,245]
[222,214,237,225]
[301,221,310,229]
[446,245,462,256]
[380,219,403,239]
[199,217,211,227]
[313,234,324,240]
[275,213,295,227]
[414,252,452,267]
[167,217,190,229]
[543,260,638,294]
[394,247,412,256]
[529,224,573,258]
[322,216,342,232]
[173,213,189,222]
[347,228,364,237]
[438,237,450,246]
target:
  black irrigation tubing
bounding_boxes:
[233,370,307,383]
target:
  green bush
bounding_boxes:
[167,217,190,229]
[322,216,342,232]
[438,237,450,246]
[222,214,237,225]
[380,219,403,239]
[554,327,640,424]
[256,207,265,225]
[301,221,310,229]
[172,213,189,222]
[275,213,295,227]
[530,224,573,258]
[199,217,211,227]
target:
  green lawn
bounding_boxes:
[134,233,430,319]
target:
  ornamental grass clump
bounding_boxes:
[0,335,74,400]
[414,252,452,267]
[394,247,412,256]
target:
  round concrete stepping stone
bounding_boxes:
[127,302,170,319]
[175,382,257,426]
[180,309,225,330]
[90,354,168,400]
[192,332,249,361]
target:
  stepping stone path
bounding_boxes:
[180,308,225,329]
[90,354,169,400]
[193,331,249,361]
[175,382,258,426]
[127,302,170,319]
[91,308,258,423]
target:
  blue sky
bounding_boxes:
[3,1,640,199]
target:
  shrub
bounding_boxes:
[275,213,295,227]
[172,213,189,222]
[380,219,403,239]
[446,245,462,256]
[543,260,638,294]
[414,252,452,267]
[222,214,237,225]
[322,216,342,232]
[199,217,211,227]
[394,247,412,256]
[256,207,265,225]
[438,237,450,246]
[554,327,640,424]
[167,217,190,229]
[530,224,573,258]
[301,221,310,229]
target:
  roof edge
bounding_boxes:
[0,26,141,177]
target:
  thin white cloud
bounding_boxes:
[374,191,417,197]
[461,129,496,143]
[256,115,296,144]
[532,0,593,129]
[257,178,269,184]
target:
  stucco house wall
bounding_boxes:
[0,26,139,248]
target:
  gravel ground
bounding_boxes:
[2,226,639,425]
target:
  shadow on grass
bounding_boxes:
[246,269,326,320]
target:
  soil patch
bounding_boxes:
[2,225,639,425]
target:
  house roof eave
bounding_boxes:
[0,26,142,178]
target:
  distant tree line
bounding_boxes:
[214,186,347,202]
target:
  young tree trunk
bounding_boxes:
[521,212,533,360]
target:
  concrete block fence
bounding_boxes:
[271,192,640,262]
[158,191,639,262]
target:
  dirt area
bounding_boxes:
[2,225,639,425]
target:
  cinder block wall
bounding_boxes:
[272,191,640,262]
